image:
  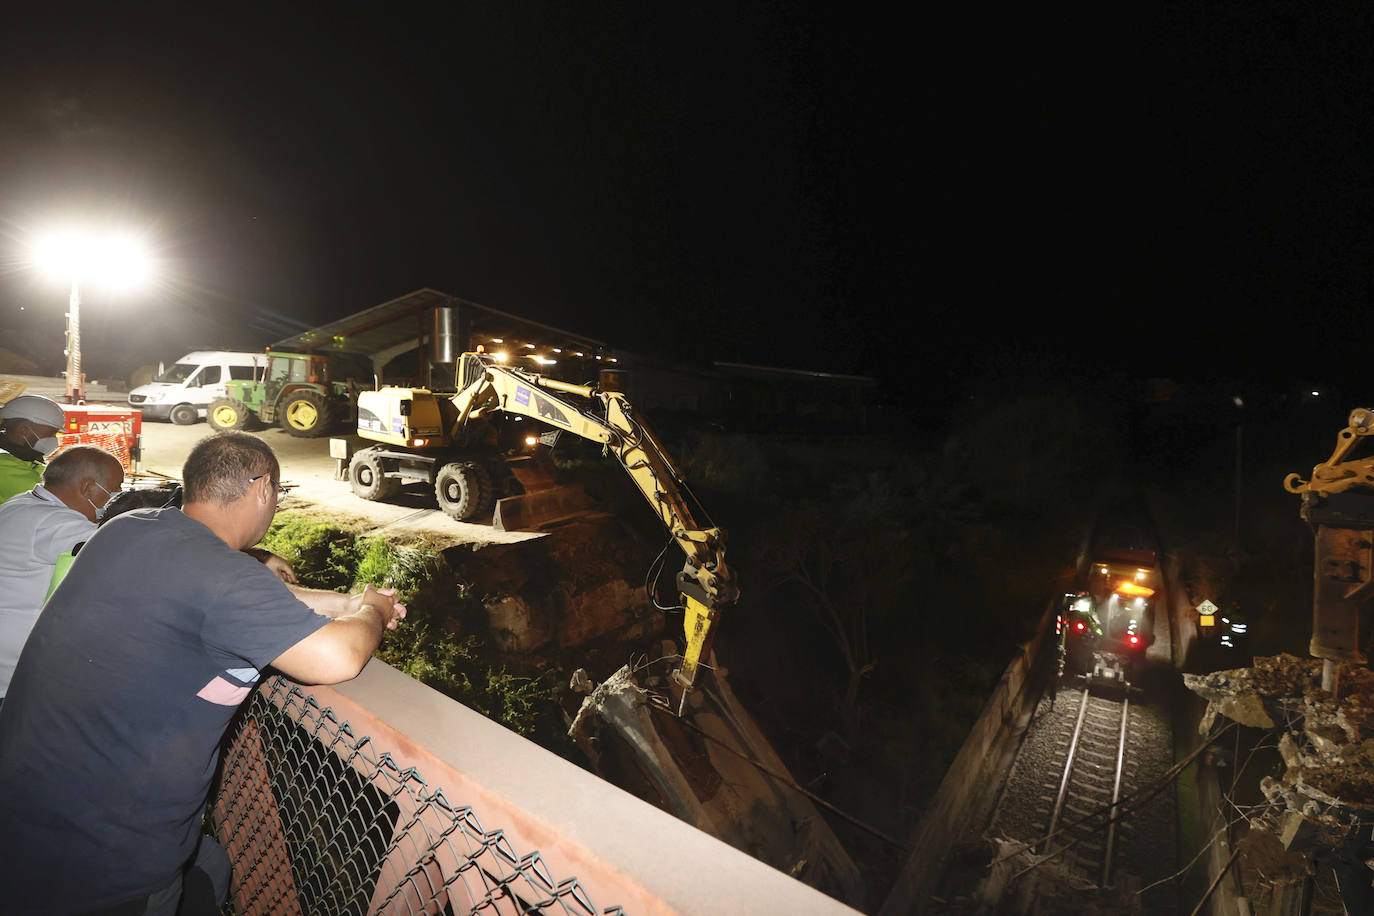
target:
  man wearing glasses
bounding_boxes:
[0,431,406,915]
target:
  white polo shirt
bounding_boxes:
[0,485,95,697]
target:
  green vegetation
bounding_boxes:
[261,515,555,737]
[375,616,551,738]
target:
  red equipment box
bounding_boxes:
[53,405,143,473]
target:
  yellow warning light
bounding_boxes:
[1199,614,1216,628]
[1115,580,1155,598]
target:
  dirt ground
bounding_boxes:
[141,416,545,547]
[7,375,541,548]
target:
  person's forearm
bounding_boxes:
[331,604,387,667]
[276,604,385,685]
[288,585,352,618]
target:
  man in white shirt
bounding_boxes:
[0,445,123,706]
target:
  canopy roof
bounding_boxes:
[271,287,611,361]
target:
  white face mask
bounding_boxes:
[87,480,115,521]
[23,429,60,457]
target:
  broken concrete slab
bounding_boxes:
[569,657,866,909]
[1186,653,1374,861]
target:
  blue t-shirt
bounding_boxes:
[0,508,330,912]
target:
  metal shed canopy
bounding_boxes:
[269,287,616,384]
[271,287,610,358]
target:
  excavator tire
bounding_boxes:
[208,398,253,432]
[434,461,493,521]
[349,447,402,501]
[281,391,334,438]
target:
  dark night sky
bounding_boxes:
[0,4,1369,402]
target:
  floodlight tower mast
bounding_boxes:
[65,279,83,403]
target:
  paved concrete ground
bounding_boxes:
[4,375,539,545]
[140,417,542,545]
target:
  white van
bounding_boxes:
[128,351,266,425]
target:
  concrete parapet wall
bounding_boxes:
[213,660,860,915]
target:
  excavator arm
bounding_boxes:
[451,353,739,699]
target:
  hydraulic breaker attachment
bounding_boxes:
[672,592,720,712]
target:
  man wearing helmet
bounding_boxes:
[0,394,67,504]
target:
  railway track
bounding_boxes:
[981,667,1181,914]
[938,512,1181,913]
[1039,686,1130,886]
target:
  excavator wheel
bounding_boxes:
[434,461,493,521]
[281,391,334,438]
[208,398,253,432]
[349,448,402,501]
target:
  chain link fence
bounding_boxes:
[212,675,626,916]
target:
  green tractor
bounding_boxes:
[207,351,360,438]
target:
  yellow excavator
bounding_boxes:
[334,350,737,696]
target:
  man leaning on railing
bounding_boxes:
[0,431,406,915]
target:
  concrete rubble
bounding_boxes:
[1185,654,1374,854]
[568,654,867,908]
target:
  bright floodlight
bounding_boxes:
[32,231,152,289]
[30,226,153,404]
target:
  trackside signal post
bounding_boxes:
[1196,599,1217,629]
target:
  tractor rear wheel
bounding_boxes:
[349,448,402,501]
[434,461,493,521]
[208,398,253,431]
[281,391,334,438]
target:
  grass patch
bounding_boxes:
[374,612,551,737]
[260,515,556,737]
